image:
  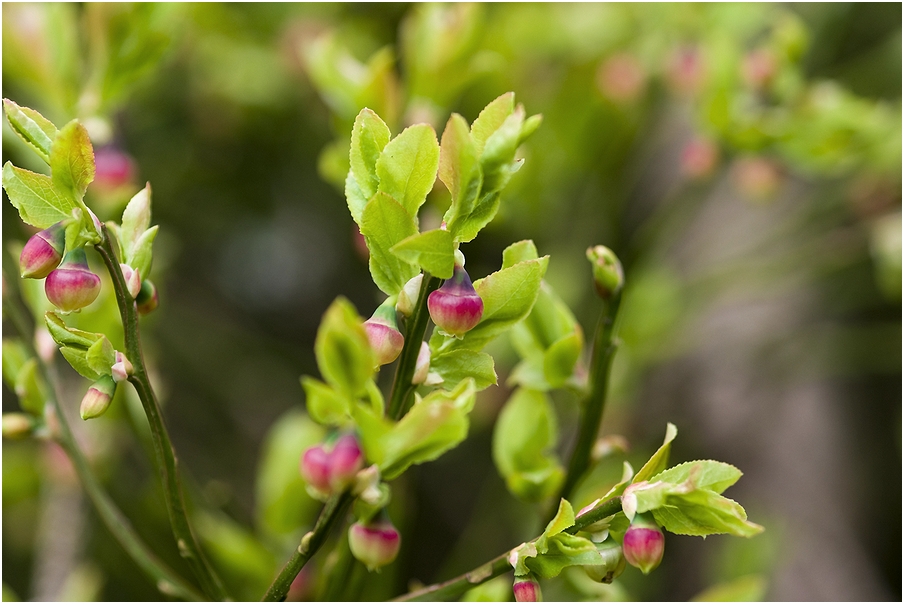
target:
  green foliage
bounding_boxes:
[360,193,419,295]
[3,99,57,163]
[314,298,374,399]
[511,500,605,579]
[390,228,455,279]
[45,311,115,381]
[375,124,440,220]
[427,349,497,391]
[492,388,564,502]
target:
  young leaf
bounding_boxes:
[3,99,58,163]
[492,388,564,502]
[652,489,764,538]
[350,108,391,199]
[300,377,350,427]
[650,460,743,495]
[360,193,419,295]
[2,163,78,229]
[345,171,370,226]
[376,124,440,219]
[470,92,515,156]
[50,120,95,199]
[543,330,583,388]
[502,240,539,269]
[439,114,482,230]
[633,423,678,483]
[455,256,549,351]
[86,335,116,376]
[314,298,374,399]
[524,533,604,580]
[45,311,102,350]
[447,190,501,243]
[14,359,47,416]
[2,339,30,391]
[129,225,158,279]
[121,185,152,255]
[427,349,497,390]
[480,106,525,194]
[390,228,455,278]
[60,346,103,381]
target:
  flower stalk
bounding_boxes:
[94,228,227,601]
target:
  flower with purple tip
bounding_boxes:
[622,517,665,575]
[428,265,483,338]
[45,249,101,312]
[513,574,542,602]
[328,433,365,491]
[20,221,66,279]
[364,298,404,365]
[349,517,400,570]
[80,375,116,420]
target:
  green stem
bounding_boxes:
[393,497,624,601]
[262,491,355,601]
[95,230,227,601]
[387,274,442,420]
[1,271,204,602]
[555,291,622,509]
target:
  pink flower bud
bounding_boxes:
[513,575,542,602]
[428,265,483,338]
[328,433,364,491]
[680,137,719,180]
[45,249,101,312]
[80,375,116,420]
[136,280,159,315]
[111,351,133,383]
[2,413,35,439]
[20,221,66,278]
[92,145,136,190]
[120,264,142,299]
[622,519,665,575]
[411,341,430,385]
[300,445,332,495]
[364,299,404,366]
[597,53,647,103]
[348,518,400,570]
[665,45,704,96]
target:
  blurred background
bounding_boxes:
[2,3,901,601]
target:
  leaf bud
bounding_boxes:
[584,540,626,584]
[20,221,66,278]
[136,280,159,315]
[428,264,483,338]
[45,249,102,312]
[120,264,142,299]
[364,298,404,366]
[411,341,431,385]
[586,245,624,300]
[349,517,401,571]
[300,444,332,498]
[513,574,542,602]
[396,274,423,317]
[111,351,134,383]
[622,516,665,575]
[80,375,116,420]
[329,433,365,492]
[2,413,35,439]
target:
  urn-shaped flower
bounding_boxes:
[20,221,66,279]
[428,265,483,338]
[513,574,542,602]
[45,249,102,312]
[80,375,117,420]
[622,517,665,575]
[364,299,404,366]
[349,518,401,570]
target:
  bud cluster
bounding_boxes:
[300,433,365,499]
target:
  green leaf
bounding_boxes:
[376,124,440,219]
[350,108,391,199]
[300,376,350,426]
[390,228,455,278]
[50,120,95,199]
[60,346,102,381]
[480,106,525,194]
[525,533,604,580]
[513,283,579,356]
[14,359,46,416]
[439,114,482,233]
[448,190,502,243]
[314,297,374,398]
[360,193,419,295]
[633,423,678,483]
[3,99,58,163]
[344,170,370,226]
[44,312,102,350]
[86,336,115,376]
[519,114,543,146]
[2,163,78,229]
[379,379,476,479]
[455,256,549,350]
[543,330,583,388]
[121,185,151,256]
[428,349,497,391]
[492,388,564,502]
[652,490,764,538]
[543,498,576,538]
[254,408,325,537]
[651,460,743,495]
[471,92,514,156]
[691,575,768,602]
[502,240,538,269]
[195,510,277,600]
[130,226,158,279]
